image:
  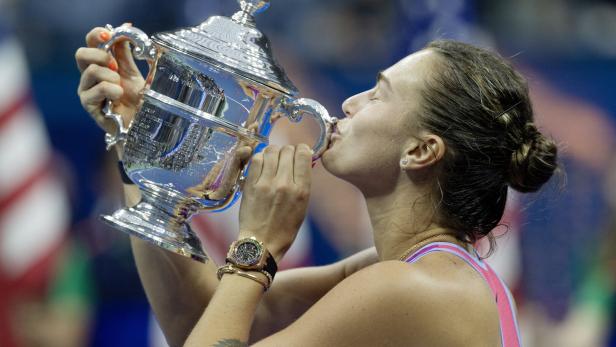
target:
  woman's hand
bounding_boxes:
[238,144,313,262]
[75,25,145,137]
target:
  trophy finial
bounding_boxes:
[232,0,270,25]
[239,0,270,16]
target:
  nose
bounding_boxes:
[341,93,359,118]
[341,89,372,118]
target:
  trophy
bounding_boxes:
[98,0,336,262]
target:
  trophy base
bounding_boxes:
[100,203,207,263]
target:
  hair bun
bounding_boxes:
[507,123,558,193]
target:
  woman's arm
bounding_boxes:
[125,175,378,346]
[251,247,377,341]
[184,143,316,346]
[130,213,376,346]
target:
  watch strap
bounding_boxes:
[263,252,277,280]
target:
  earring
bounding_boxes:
[400,159,409,166]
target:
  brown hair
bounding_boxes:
[419,40,558,245]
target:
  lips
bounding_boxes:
[332,119,344,137]
[326,120,342,149]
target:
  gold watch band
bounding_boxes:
[217,264,271,291]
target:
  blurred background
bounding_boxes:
[0,0,615,346]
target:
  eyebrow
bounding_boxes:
[376,71,392,91]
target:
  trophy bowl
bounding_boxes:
[98,0,336,262]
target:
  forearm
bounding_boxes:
[131,238,217,346]
[185,274,266,347]
[182,248,378,346]
[250,247,378,340]
[262,247,377,311]
[121,180,216,346]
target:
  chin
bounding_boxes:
[321,149,356,183]
[320,149,336,172]
[320,149,343,176]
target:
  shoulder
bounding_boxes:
[347,260,474,313]
[350,259,474,299]
[346,259,500,345]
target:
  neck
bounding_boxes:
[363,182,464,261]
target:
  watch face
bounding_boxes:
[234,240,262,266]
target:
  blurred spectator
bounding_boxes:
[0,6,90,347]
[514,71,615,347]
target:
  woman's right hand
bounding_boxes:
[75,25,145,136]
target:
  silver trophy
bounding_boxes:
[98,0,336,262]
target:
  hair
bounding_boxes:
[418,40,558,246]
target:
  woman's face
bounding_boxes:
[321,49,437,192]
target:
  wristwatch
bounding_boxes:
[226,237,278,280]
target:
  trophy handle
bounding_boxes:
[98,24,157,150]
[280,98,337,161]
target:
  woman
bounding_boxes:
[76,26,557,346]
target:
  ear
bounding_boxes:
[400,135,446,170]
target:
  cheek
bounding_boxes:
[323,121,401,178]
[352,115,404,157]
[352,136,400,171]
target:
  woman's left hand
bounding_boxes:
[238,144,313,262]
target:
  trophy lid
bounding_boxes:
[152,0,299,96]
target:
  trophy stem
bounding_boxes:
[100,184,207,262]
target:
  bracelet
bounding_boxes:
[118,161,134,185]
[217,264,271,291]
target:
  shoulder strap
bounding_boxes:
[404,242,522,347]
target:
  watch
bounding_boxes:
[226,237,278,280]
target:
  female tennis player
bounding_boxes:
[76,26,557,346]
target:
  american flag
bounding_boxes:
[0,28,70,346]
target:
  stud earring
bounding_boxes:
[400,159,409,166]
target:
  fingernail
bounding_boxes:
[108,59,118,71]
[99,31,111,41]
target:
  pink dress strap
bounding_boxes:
[404,242,522,347]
